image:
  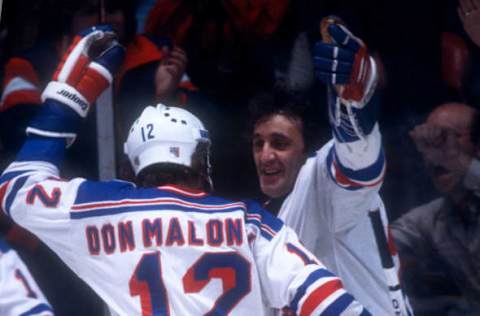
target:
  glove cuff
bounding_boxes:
[26,99,83,147]
[41,81,89,117]
[26,127,77,147]
[340,56,378,109]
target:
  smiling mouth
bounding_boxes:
[261,168,281,176]
[432,165,449,177]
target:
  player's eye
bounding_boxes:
[271,137,290,150]
[252,138,264,152]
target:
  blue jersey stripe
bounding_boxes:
[326,148,361,191]
[75,180,237,207]
[0,170,33,185]
[0,239,11,253]
[71,203,244,219]
[19,303,53,316]
[290,268,336,312]
[5,176,29,217]
[320,292,354,315]
[244,200,283,234]
[332,147,385,183]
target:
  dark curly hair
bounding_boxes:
[247,85,325,155]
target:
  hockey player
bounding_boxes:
[250,19,412,315]
[0,26,370,315]
[0,238,54,316]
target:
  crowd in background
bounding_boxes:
[0,0,479,315]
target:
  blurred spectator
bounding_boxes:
[442,31,470,99]
[458,0,480,48]
[143,0,292,96]
[381,1,474,220]
[458,0,480,107]
[0,0,137,178]
[115,36,197,181]
[392,103,480,315]
[115,37,193,144]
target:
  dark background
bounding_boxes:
[0,0,477,315]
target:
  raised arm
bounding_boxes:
[0,26,124,259]
[314,18,384,190]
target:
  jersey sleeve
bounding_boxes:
[324,93,386,232]
[0,240,54,316]
[328,124,385,191]
[0,137,85,269]
[244,201,370,315]
[326,87,385,191]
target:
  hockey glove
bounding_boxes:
[314,17,377,109]
[27,25,125,146]
[0,57,42,112]
[315,17,379,143]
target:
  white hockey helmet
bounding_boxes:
[124,104,210,176]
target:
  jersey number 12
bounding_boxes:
[129,251,251,315]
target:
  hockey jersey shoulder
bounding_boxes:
[72,182,248,219]
[242,199,284,241]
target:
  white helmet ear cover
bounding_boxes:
[124,104,210,175]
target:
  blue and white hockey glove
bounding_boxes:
[315,16,377,108]
[314,17,379,143]
[26,25,125,146]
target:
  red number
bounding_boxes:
[26,185,61,207]
[130,252,251,316]
[129,252,169,316]
[15,269,37,298]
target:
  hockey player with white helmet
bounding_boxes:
[0,25,371,315]
[124,104,213,191]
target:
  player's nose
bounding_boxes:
[259,143,276,162]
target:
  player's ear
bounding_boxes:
[191,142,213,192]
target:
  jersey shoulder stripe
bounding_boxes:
[158,185,207,198]
[244,199,283,241]
[76,181,236,206]
[72,183,247,219]
[71,197,246,219]
[4,175,29,216]
[0,169,34,183]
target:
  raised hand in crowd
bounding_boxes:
[458,0,480,47]
[155,45,188,101]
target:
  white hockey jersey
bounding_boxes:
[278,124,412,315]
[0,238,54,316]
[0,151,370,316]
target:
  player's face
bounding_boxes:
[252,114,307,198]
